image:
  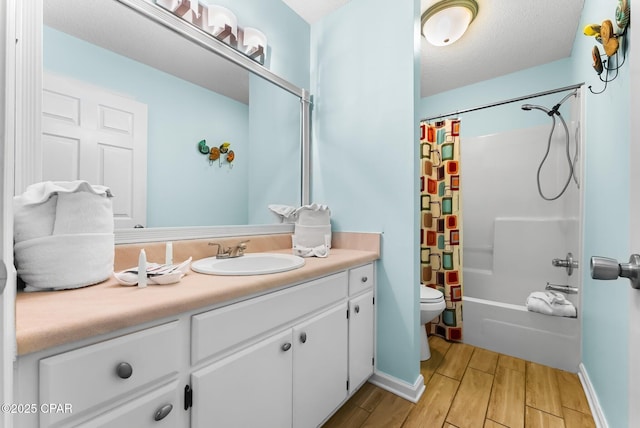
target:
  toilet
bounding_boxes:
[420,285,446,361]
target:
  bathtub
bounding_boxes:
[463,296,580,372]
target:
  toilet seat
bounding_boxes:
[420,286,444,303]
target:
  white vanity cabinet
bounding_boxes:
[15,262,376,428]
[190,272,349,428]
[292,303,348,428]
[191,329,294,428]
[37,321,183,427]
[347,264,375,395]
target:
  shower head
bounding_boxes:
[521,104,552,115]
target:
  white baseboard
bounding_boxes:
[578,363,608,428]
[368,370,425,403]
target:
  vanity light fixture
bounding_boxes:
[421,0,478,47]
[241,27,267,64]
[205,5,238,43]
[155,0,268,64]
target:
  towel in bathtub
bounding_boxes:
[14,180,115,291]
[525,291,577,318]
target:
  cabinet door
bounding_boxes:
[191,329,293,428]
[349,290,375,394]
[292,303,348,428]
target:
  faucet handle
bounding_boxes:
[208,242,230,258]
[234,240,250,256]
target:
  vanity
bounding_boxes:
[13,233,379,427]
[11,1,376,426]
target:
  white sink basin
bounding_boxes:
[191,253,305,276]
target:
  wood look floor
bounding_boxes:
[323,336,595,428]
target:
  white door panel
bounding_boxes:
[42,73,147,228]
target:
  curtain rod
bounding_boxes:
[421,83,585,122]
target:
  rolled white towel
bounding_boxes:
[14,180,114,241]
[525,291,577,318]
[14,194,58,243]
[15,233,114,291]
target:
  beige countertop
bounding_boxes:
[15,232,380,356]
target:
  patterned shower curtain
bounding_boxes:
[420,119,464,342]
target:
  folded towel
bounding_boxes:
[13,194,58,243]
[15,233,114,291]
[525,291,577,318]
[53,191,114,235]
[14,181,114,242]
[295,203,331,226]
[293,244,329,258]
[268,204,298,223]
[16,180,112,206]
[13,181,115,291]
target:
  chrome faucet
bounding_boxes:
[208,240,249,259]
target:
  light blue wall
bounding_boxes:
[44,0,310,228]
[420,57,575,137]
[420,0,630,425]
[247,76,302,224]
[44,26,250,227]
[202,0,310,90]
[311,0,422,385]
[572,1,629,427]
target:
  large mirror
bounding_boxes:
[39,0,308,239]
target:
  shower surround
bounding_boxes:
[461,97,582,372]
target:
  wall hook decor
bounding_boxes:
[197,139,235,168]
[583,0,630,94]
[198,139,210,154]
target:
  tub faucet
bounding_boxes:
[208,240,249,259]
[551,252,578,276]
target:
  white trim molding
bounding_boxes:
[368,371,425,404]
[115,223,294,244]
[578,363,608,428]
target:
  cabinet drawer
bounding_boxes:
[191,271,348,365]
[349,264,374,295]
[40,321,180,427]
[75,381,181,428]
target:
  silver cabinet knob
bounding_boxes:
[354,305,360,314]
[590,254,640,289]
[115,362,133,379]
[361,276,368,283]
[300,332,307,344]
[154,404,173,421]
[281,342,292,352]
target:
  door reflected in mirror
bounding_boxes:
[42,0,302,230]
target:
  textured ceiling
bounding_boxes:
[419,0,585,97]
[285,0,586,97]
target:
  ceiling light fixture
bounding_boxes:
[241,27,267,64]
[421,0,478,47]
[205,5,238,43]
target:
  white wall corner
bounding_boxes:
[368,370,425,404]
[578,363,608,428]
